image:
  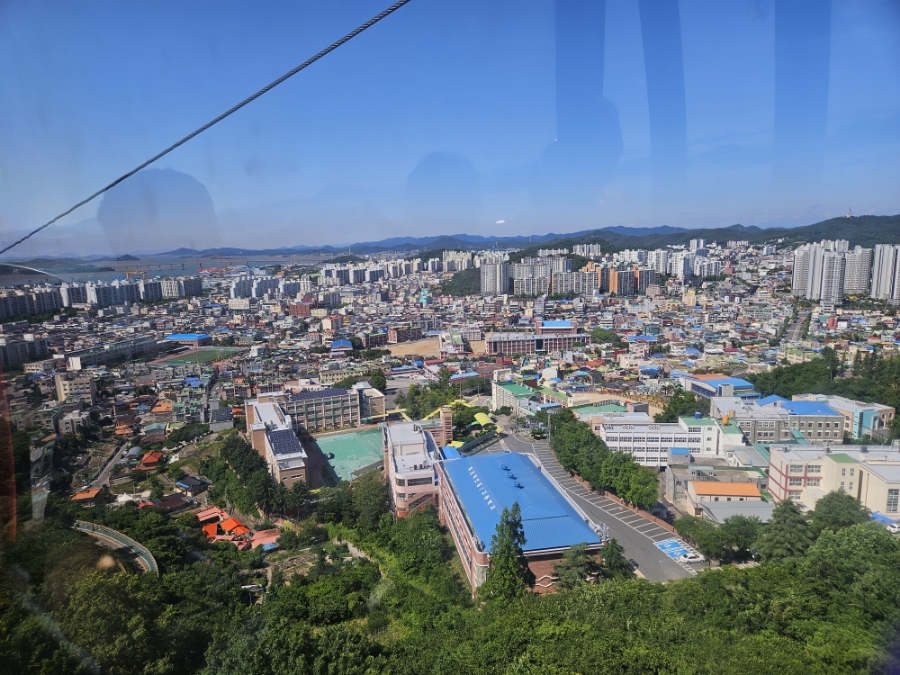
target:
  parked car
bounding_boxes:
[678,552,706,564]
[887,522,900,535]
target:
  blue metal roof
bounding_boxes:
[670,447,691,455]
[165,333,210,341]
[625,335,658,342]
[331,339,352,349]
[757,395,788,406]
[441,447,461,460]
[442,453,600,553]
[542,320,572,328]
[780,400,840,417]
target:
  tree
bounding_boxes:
[809,490,870,537]
[598,538,632,580]
[590,328,623,348]
[553,543,600,589]
[674,516,727,561]
[719,515,761,559]
[479,502,534,600]
[755,499,813,563]
[654,390,707,423]
[366,369,387,394]
[624,467,660,510]
[352,471,388,533]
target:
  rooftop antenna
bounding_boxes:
[845,207,853,218]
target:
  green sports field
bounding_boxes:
[153,347,246,365]
[316,428,384,484]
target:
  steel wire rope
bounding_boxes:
[0,0,414,256]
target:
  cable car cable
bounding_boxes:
[0,0,414,256]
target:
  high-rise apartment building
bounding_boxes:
[871,244,900,304]
[792,240,870,304]
[480,263,509,295]
[843,246,874,294]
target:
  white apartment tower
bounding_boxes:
[843,246,874,294]
[480,263,509,296]
[871,245,900,304]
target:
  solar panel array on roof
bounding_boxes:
[210,407,233,423]
[267,429,305,456]
[289,388,350,401]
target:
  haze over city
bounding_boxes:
[1,0,899,258]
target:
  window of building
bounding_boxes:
[887,489,899,513]
[788,478,803,487]
[806,478,820,487]
[841,468,846,476]
[407,477,433,486]
[396,493,406,499]
[789,465,804,474]
[848,482,854,491]
[849,468,855,476]
[395,478,405,486]
[788,491,802,500]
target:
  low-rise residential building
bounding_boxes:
[485,332,581,356]
[791,394,895,440]
[679,373,759,400]
[685,480,763,515]
[384,421,440,517]
[769,444,900,519]
[67,336,160,370]
[55,371,97,405]
[711,396,845,444]
[593,413,747,468]
[246,399,309,488]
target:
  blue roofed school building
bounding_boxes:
[164,333,212,348]
[436,451,606,594]
[679,373,759,400]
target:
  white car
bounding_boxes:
[887,523,900,535]
[678,552,706,564]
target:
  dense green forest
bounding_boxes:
[747,348,900,438]
[439,266,480,296]
[4,427,900,674]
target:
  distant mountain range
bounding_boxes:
[148,215,900,258]
[4,215,898,264]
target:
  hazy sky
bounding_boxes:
[1,0,899,256]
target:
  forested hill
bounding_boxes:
[596,214,900,250]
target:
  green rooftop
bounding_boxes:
[680,416,717,426]
[569,403,629,416]
[828,453,859,464]
[496,382,534,397]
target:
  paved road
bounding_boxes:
[785,311,808,342]
[90,443,128,489]
[74,520,159,575]
[489,431,700,582]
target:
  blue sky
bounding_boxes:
[1,0,898,256]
